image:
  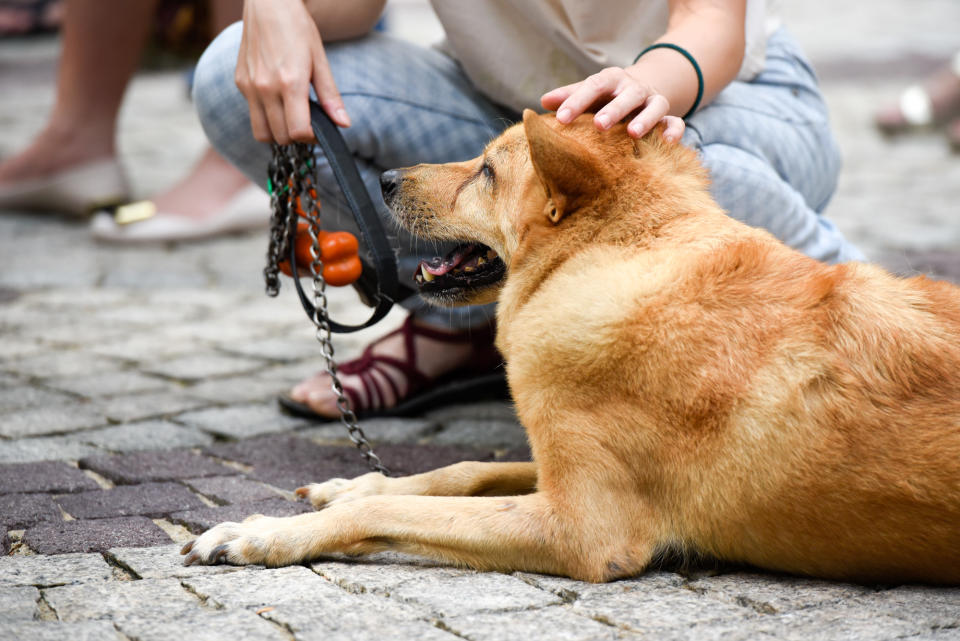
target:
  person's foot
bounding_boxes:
[148,147,251,221]
[875,53,960,135]
[289,316,497,418]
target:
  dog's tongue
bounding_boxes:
[422,244,475,276]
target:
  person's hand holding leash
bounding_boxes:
[236,0,386,143]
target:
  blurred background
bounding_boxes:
[0,0,957,288]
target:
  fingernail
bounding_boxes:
[557,108,570,123]
[596,114,610,129]
[336,108,351,127]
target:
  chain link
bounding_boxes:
[264,143,390,476]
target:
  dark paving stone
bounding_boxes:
[182,476,280,505]
[0,493,63,529]
[497,445,534,462]
[78,449,236,485]
[170,497,312,534]
[0,461,99,494]
[56,482,206,520]
[1,528,8,555]
[206,436,497,489]
[23,516,170,554]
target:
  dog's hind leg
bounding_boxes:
[182,490,657,582]
[297,461,539,509]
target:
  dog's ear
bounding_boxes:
[523,109,607,223]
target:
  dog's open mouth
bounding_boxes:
[414,243,506,295]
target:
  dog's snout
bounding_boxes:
[380,169,402,203]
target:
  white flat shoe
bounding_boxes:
[90,185,270,243]
[0,158,129,217]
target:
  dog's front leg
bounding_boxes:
[181,492,651,581]
[297,461,539,509]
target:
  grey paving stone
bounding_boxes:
[389,571,561,617]
[74,419,215,452]
[79,449,236,484]
[10,351,125,379]
[0,492,64,528]
[313,553,473,595]
[0,436,102,464]
[24,515,172,554]
[57,482,207,519]
[176,403,309,439]
[184,374,286,404]
[0,403,107,438]
[859,585,960,629]
[97,391,210,422]
[431,417,528,450]
[45,370,173,398]
[265,602,459,641]
[44,577,201,622]
[0,552,114,586]
[90,333,198,361]
[688,572,871,614]
[0,384,76,413]
[117,609,290,641]
[743,601,928,641]
[184,566,456,641]
[300,416,440,444]
[2,527,9,554]
[182,475,282,505]
[443,606,625,641]
[107,543,261,580]
[170,497,311,534]
[571,577,756,636]
[0,621,123,641]
[0,460,99,494]
[0,585,40,621]
[217,336,319,362]
[144,353,268,381]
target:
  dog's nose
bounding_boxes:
[380,169,402,203]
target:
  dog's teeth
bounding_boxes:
[477,257,486,265]
[464,266,476,272]
[421,265,435,282]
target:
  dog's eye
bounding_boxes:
[481,161,495,181]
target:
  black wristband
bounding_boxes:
[633,43,704,120]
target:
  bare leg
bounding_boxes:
[0,0,157,185]
[148,0,254,221]
[297,461,539,509]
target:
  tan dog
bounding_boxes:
[183,110,960,584]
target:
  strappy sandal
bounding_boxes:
[278,316,508,420]
[875,52,960,136]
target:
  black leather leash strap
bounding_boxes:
[289,103,411,333]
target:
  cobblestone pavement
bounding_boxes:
[1,1,959,639]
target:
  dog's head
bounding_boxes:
[381,109,709,307]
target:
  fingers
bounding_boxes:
[554,67,622,124]
[660,115,685,143]
[625,94,670,138]
[312,46,351,129]
[545,67,675,140]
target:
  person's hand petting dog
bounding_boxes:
[542,0,748,142]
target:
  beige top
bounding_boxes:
[430,0,782,113]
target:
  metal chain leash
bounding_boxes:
[265,143,390,476]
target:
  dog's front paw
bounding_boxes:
[295,472,386,509]
[181,514,297,567]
